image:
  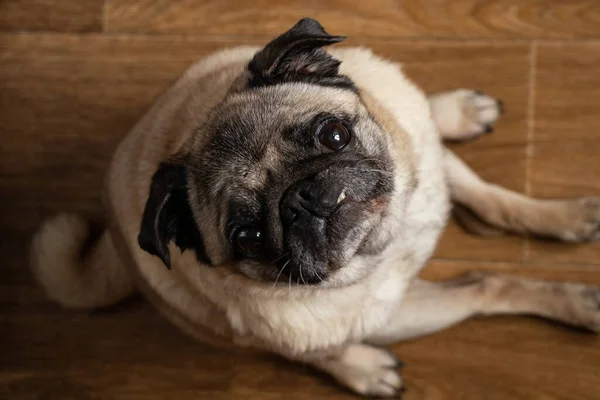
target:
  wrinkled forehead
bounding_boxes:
[212,83,360,143]
[224,83,360,122]
[196,83,361,196]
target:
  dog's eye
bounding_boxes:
[318,122,350,151]
[234,227,263,258]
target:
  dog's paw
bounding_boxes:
[556,197,600,242]
[563,284,600,332]
[429,89,503,141]
[322,344,404,398]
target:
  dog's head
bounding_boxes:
[138,18,416,286]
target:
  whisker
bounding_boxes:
[299,263,307,285]
[313,269,324,285]
[270,252,290,265]
[272,259,290,290]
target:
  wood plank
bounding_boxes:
[526,139,600,264]
[532,42,600,142]
[525,42,600,264]
[0,0,104,33]
[105,0,600,38]
[0,33,245,240]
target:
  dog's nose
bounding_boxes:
[281,178,345,225]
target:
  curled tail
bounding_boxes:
[30,213,136,309]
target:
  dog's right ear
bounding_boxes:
[248,18,350,88]
[138,162,209,269]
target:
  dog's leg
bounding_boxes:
[302,272,600,397]
[445,149,600,241]
[368,271,600,344]
[428,89,503,141]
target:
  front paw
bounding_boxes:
[430,89,503,141]
[318,344,404,398]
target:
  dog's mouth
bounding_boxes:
[277,170,394,286]
[330,187,390,219]
[280,196,390,286]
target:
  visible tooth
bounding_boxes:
[336,190,346,205]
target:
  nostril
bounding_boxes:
[281,204,299,225]
[288,208,298,222]
[298,188,313,203]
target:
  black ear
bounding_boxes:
[248,18,352,88]
[138,162,209,269]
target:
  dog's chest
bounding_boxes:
[219,262,408,356]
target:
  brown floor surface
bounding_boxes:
[1,1,600,399]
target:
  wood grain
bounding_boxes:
[524,43,600,265]
[532,42,600,142]
[0,0,104,32]
[0,33,254,241]
[526,140,600,264]
[105,0,600,38]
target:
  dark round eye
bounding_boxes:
[234,227,263,258]
[318,122,351,151]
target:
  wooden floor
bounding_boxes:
[2,1,600,399]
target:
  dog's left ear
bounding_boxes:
[248,18,349,87]
[138,162,209,269]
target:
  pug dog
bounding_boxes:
[31,18,600,398]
